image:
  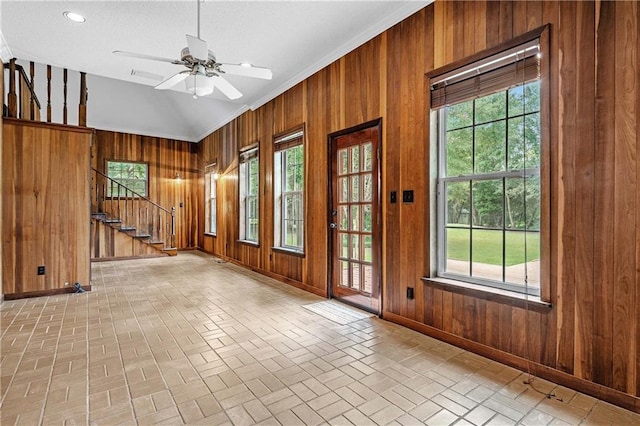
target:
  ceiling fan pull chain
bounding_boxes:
[196,0,201,40]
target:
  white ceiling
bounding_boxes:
[1,1,430,142]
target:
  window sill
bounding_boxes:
[421,276,552,313]
[271,247,305,258]
[237,240,259,248]
[204,232,217,237]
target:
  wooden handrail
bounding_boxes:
[92,168,173,214]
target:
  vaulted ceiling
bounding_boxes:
[2,1,430,142]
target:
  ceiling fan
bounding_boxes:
[113,0,272,100]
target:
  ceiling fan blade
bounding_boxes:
[155,72,189,90]
[219,63,273,80]
[212,75,242,100]
[186,34,208,61]
[113,50,180,64]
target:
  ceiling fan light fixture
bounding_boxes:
[63,11,86,23]
[185,74,215,98]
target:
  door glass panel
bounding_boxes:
[363,142,373,171]
[363,265,373,293]
[351,264,361,289]
[339,177,348,202]
[339,206,348,230]
[363,235,373,262]
[351,176,360,202]
[350,205,360,231]
[362,205,372,232]
[339,149,349,175]
[350,146,360,173]
[363,174,373,201]
[339,260,349,287]
[351,235,359,260]
[339,233,349,258]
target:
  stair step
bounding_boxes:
[103,219,122,224]
[133,234,151,239]
[148,240,164,246]
[163,248,178,256]
[91,212,106,219]
[119,226,136,232]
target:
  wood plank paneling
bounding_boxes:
[92,130,199,250]
[2,119,91,297]
[193,0,640,410]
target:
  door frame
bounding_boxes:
[327,118,383,315]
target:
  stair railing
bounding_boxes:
[92,168,175,250]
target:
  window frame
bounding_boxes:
[106,160,149,198]
[426,25,550,302]
[204,163,218,236]
[239,145,260,244]
[273,126,305,255]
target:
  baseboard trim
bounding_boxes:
[4,285,92,300]
[197,249,326,298]
[383,312,640,414]
[91,254,168,262]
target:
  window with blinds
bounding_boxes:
[429,27,548,299]
[239,146,259,243]
[274,127,305,253]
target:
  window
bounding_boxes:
[430,34,546,296]
[274,128,305,252]
[239,147,259,243]
[106,160,148,197]
[205,164,218,235]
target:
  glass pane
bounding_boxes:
[505,230,540,288]
[446,181,470,227]
[363,142,373,171]
[525,112,541,169]
[362,205,372,232]
[351,176,360,202]
[339,260,349,287]
[363,265,373,294]
[505,176,540,231]
[446,100,473,130]
[445,227,469,276]
[339,233,349,258]
[362,174,373,201]
[446,128,473,176]
[472,180,503,228]
[339,177,348,202]
[339,149,349,175]
[471,229,503,282]
[351,205,360,231]
[507,116,524,171]
[363,235,373,262]
[524,81,540,114]
[339,206,349,230]
[475,121,506,174]
[350,145,360,173]
[351,264,361,289]
[351,235,359,260]
[475,92,506,124]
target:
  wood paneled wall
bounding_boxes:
[2,119,92,297]
[1,72,4,301]
[197,0,640,410]
[92,130,199,249]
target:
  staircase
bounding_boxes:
[91,168,176,259]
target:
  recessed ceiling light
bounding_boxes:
[240,62,252,68]
[63,11,86,23]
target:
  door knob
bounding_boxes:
[329,222,337,229]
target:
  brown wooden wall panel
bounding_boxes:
[1,73,4,300]
[2,119,91,297]
[194,0,640,409]
[92,130,199,249]
[90,219,161,259]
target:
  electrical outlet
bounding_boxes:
[390,191,397,204]
[407,287,414,300]
[64,282,70,286]
[37,266,45,275]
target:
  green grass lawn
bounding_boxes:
[446,227,539,266]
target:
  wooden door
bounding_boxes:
[329,121,381,314]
